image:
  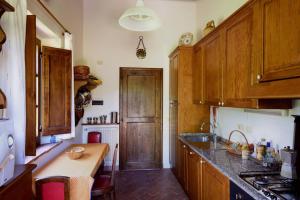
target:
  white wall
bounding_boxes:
[82,0,198,168]
[196,0,300,150]
[196,0,247,39]
[39,0,84,65]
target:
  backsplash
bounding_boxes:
[212,100,300,150]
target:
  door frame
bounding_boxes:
[119,67,163,170]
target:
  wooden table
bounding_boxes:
[33,143,109,200]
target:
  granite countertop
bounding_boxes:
[179,133,270,200]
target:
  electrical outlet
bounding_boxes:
[237,124,245,131]
[245,126,252,133]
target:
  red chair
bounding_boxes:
[36,176,70,200]
[88,131,102,143]
[88,131,105,172]
[91,144,118,200]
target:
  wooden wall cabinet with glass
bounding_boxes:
[193,0,292,109]
[169,47,210,178]
[249,0,300,98]
[25,15,72,156]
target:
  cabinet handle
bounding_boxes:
[199,101,202,104]
[183,145,186,149]
[200,160,206,164]
[218,101,221,106]
[221,102,224,106]
[257,74,262,80]
[189,151,194,155]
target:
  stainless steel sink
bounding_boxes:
[182,134,227,150]
[183,134,210,143]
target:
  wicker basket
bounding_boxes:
[226,130,253,156]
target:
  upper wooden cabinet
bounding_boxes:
[249,0,300,98]
[202,31,223,106]
[252,0,300,82]
[41,46,72,136]
[169,47,210,177]
[193,0,294,107]
[193,45,204,104]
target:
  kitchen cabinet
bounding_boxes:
[193,45,204,104]
[178,141,230,200]
[178,140,189,191]
[193,0,292,108]
[0,165,36,200]
[187,148,202,200]
[169,47,210,178]
[202,160,230,200]
[202,31,223,106]
[249,0,300,98]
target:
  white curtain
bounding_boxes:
[0,0,27,164]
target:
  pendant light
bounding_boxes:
[119,0,161,32]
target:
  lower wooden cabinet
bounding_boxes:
[202,160,230,200]
[178,141,230,200]
[187,148,201,200]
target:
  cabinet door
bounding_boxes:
[41,46,72,136]
[181,143,189,192]
[187,149,201,200]
[203,161,229,200]
[223,7,255,108]
[193,44,204,104]
[169,56,179,172]
[169,102,178,170]
[202,32,223,106]
[253,0,300,82]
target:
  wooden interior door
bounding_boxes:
[120,68,163,170]
[41,46,72,136]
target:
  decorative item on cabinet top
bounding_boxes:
[178,32,193,46]
[203,20,215,37]
[0,0,14,52]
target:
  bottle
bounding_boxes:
[50,135,56,144]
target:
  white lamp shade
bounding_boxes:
[119,0,161,32]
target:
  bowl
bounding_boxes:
[66,146,85,160]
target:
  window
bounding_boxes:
[25,15,72,156]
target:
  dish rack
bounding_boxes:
[225,130,253,156]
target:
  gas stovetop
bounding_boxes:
[239,171,299,200]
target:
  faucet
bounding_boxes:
[200,121,218,147]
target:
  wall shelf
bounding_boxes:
[0,0,14,51]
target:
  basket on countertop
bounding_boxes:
[225,130,254,156]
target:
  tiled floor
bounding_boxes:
[114,169,188,200]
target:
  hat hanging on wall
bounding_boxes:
[136,36,146,59]
[119,0,161,32]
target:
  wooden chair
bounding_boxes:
[88,131,105,172]
[91,144,118,200]
[36,176,70,200]
[88,131,102,143]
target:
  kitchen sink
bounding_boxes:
[182,134,227,150]
[183,134,210,143]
